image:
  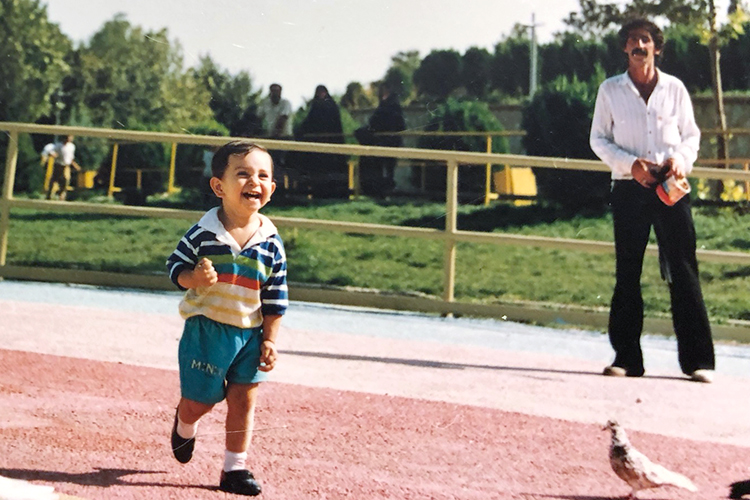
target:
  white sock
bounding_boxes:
[223,450,248,472]
[176,414,198,440]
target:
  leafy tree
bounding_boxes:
[390,50,421,75]
[382,66,412,104]
[340,82,376,110]
[0,0,72,192]
[384,50,419,103]
[720,20,750,89]
[490,29,530,97]
[56,15,217,196]
[67,14,213,131]
[462,47,492,98]
[192,55,261,136]
[413,49,462,101]
[540,32,620,86]
[0,0,71,123]
[660,24,712,91]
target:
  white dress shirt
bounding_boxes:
[54,141,76,166]
[257,97,293,138]
[590,69,700,180]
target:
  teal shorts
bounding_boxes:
[178,315,268,405]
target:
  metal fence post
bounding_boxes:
[0,131,19,267]
[168,142,178,193]
[107,143,119,198]
[484,134,492,205]
[443,159,458,304]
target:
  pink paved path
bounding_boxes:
[1,295,750,499]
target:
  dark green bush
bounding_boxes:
[173,122,228,190]
[522,73,610,210]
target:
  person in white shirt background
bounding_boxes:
[257,83,293,140]
[45,134,81,201]
[589,18,715,383]
[256,83,293,182]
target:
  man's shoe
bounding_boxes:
[220,469,262,496]
[690,369,714,383]
[602,365,644,377]
[171,409,195,464]
[602,365,627,377]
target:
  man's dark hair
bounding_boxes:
[619,18,665,52]
[211,140,273,179]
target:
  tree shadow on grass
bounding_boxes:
[280,349,689,381]
[12,212,140,222]
[400,203,609,233]
[0,467,216,491]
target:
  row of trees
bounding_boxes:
[2,0,749,204]
[5,0,750,132]
[340,2,750,107]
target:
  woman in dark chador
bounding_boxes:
[296,85,349,197]
[354,82,406,195]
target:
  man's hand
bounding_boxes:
[661,157,686,179]
[631,158,662,188]
[259,340,277,372]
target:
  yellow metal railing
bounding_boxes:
[3,122,750,337]
[306,130,527,205]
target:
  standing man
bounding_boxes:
[46,134,81,201]
[257,83,293,180]
[590,18,715,383]
[257,83,293,139]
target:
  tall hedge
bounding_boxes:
[522,73,610,210]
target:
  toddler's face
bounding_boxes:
[212,149,275,213]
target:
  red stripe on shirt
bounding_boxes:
[217,273,260,290]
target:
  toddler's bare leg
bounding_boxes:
[225,383,259,453]
[178,397,213,424]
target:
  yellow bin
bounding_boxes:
[493,167,537,197]
[77,170,96,189]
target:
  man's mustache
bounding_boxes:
[631,48,648,56]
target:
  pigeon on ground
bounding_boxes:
[604,419,698,499]
[730,479,750,498]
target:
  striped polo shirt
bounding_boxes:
[166,208,288,329]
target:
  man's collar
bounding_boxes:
[622,67,661,84]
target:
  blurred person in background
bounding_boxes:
[296,85,348,197]
[46,135,81,201]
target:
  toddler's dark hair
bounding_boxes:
[211,140,273,179]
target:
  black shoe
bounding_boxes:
[220,469,262,496]
[731,479,750,499]
[171,409,195,464]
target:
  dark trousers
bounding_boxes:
[609,180,714,375]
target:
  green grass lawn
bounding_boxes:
[6,197,750,324]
